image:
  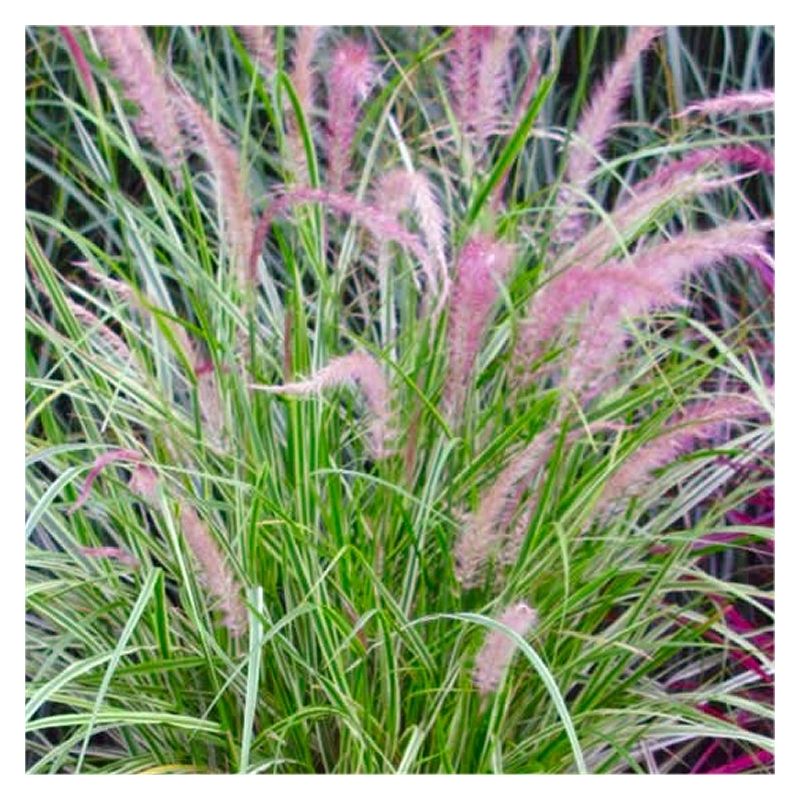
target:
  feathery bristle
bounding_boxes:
[250,352,394,459]
[675,89,774,118]
[444,235,514,421]
[597,396,768,515]
[325,39,375,191]
[473,602,538,695]
[175,91,255,286]
[238,26,276,76]
[90,26,184,183]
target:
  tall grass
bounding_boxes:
[25,25,774,774]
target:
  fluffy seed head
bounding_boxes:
[473,602,538,695]
[444,235,514,421]
[90,26,184,183]
[250,352,394,459]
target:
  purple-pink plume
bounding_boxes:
[473,601,538,695]
[444,235,514,421]
[325,39,375,192]
[250,352,394,459]
[90,26,184,184]
[674,89,774,118]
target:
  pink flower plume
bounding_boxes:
[567,27,662,189]
[90,26,184,183]
[325,38,375,192]
[444,235,515,421]
[249,186,435,291]
[473,601,538,694]
[675,89,774,118]
[238,26,276,76]
[69,449,144,514]
[175,90,255,286]
[250,352,394,459]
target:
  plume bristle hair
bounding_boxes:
[444,235,514,421]
[175,91,255,286]
[473,602,538,695]
[90,26,184,183]
[250,352,394,459]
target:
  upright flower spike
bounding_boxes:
[566,26,663,190]
[444,235,514,421]
[455,430,553,588]
[448,27,515,151]
[325,38,375,192]
[238,26,276,77]
[175,91,255,287]
[90,26,183,184]
[179,502,248,638]
[553,26,662,246]
[250,352,394,459]
[286,26,322,183]
[473,602,538,695]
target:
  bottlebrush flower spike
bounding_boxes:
[455,430,553,588]
[373,169,449,310]
[473,601,538,695]
[325,38,375,192]
[444,235,514,421]
[636,144,775,193]
[674,89,774,118]
[474,27,515,146]
[448,27,515,149]
[238,26,276,76]
[250,352,394,459]
[566,26,662,190]
[90,26,183,184]
[80,546,139,569]
[175,91,255,286]
[518,220,772,392]
[69,449,144,514]
[250,186,435,291]
[448,27,485,138]
[596,395,769,515]
[285,26,322,183]
[554,169,722,272]
[128,463,159,502]
[553,27,662,247]
[179,502,248,638]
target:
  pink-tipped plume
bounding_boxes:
[674,89,774,118]
[473,601,538,695]
[444,235,515,421]
[325,39,375,192]
[372,169,449,311]
[250,186,436,291]
[179,502,248,638]
[250,352,394,459]
[597,395,768,515]
[285,26,322,183]
[238,26,276,76]
[175,91,255,287]
[90,26,184,183]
